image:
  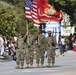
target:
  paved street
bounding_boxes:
[0,50,76,75]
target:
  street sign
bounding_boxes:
[61,26,74,36]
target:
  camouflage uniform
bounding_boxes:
[15,34,25,69]
[34,32,46,67]
[24,33,34,68]
[46,31,56,67]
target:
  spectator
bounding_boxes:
[58,36,62,56]
[68,34,73,50]
[0,34,4,58]
[8,41,16,61]
[61,36,66,56]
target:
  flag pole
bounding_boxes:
[24,0,29,33]
[26,20,30,45]
[37,26,39,44]
[24,0,29,44]
[26,20,28,33]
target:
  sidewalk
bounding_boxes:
[0,55,11,62]
[0,58,9,62]
[55,48,76,57]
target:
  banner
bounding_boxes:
[61,27,74,36]
[36,0,62,22]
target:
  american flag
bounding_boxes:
[24,0,40,26]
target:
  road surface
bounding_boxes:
[0,51,76,75]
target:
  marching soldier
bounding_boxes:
[34,29,46,68]
[15,34,25,69]
[46,31,56,67]
[24,30,34,68]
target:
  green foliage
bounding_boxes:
[0,4,20,38]
[0,0,27,38]
[28,21,38,34]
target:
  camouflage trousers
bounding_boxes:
[25,47,34,65]
[47,48,55,64]
[16,50,25,66]
[36,46,45,64]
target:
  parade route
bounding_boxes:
[0,50,76,75]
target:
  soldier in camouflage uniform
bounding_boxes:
[34,30,46,68]
[46,31,56,67]
[15,34,25,69]
[24,31,34,68]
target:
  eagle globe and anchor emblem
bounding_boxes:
[44,6,56,15]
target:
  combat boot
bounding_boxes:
[20,66,24,69]
[26,64,29,68]
[37,64,39,68]
[52,63,54,67]
[48,63,50,67]
[15,65,20,69]
[30,64,33,68]
[41,64,43,68]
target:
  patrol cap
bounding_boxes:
[28,30,32,34]
[28,30,31,32]
[38,29,42,33]
[47,31,51,34]
[0,34,2,37]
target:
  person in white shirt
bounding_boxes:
[61,36,66,55]
[0,34,4,57]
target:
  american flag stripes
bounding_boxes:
[24,0,40,26]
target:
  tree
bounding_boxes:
[0,4,20,38]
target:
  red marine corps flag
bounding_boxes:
[36,0,62,22]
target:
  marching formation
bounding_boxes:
[15,30,56,69]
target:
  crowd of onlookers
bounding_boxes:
[58,33,76,56]
[0,34,16,60]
